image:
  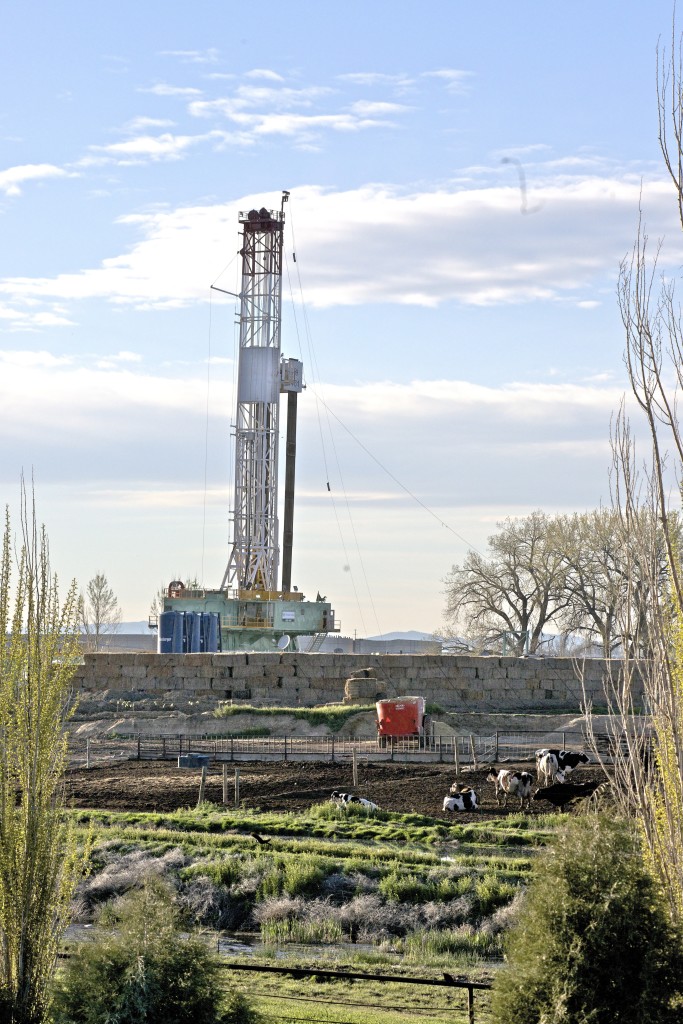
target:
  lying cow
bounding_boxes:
[486,768,534,810]
[535,748,590,780]
[443,786,478,812]
[533,780,600,811]
[330,791,378,810]
[536,752,567,787]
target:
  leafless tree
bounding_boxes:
[443,511,571,654]
[584,22,683,926]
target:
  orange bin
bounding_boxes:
[376,696,426,737]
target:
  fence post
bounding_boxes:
[86,738,90,769]
[162,737,166,759]
[284,736,288,762]
[352,750,358,787]
[230,737,234,762]
[179,735,183,757]
[469,735,477,768]
[495,731,499,761]
[438,736,442,763]
[331,736,335,763]
[563,731,566,749]
[223,763,228,805]
[467,985,474,1024]
[454,737,460,778]
[137,735,141,761]
[234,766,240,807]
[197,765,207,806]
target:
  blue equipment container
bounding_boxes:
[158,611,175,654]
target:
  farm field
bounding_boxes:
[63,757,606,817]
[63,758,601,1023]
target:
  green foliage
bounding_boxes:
[492,812,683,1024]
[473,872,519,917]
[212,702,368,731]
[0,498,87,1024]
[404,927,502,962]
[53,879,259,1024]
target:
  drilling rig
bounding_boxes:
[159,195,337,653]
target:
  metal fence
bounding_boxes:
[221,961,493,1024]
[68,729,589,769]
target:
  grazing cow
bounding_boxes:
[533,781,599,811]
[330,791,378,810]
[443,787,479,812]
[536,752,566,787]
[535,748,590,779]
[486,769,534,810]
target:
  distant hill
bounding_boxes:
[119,621,154,634]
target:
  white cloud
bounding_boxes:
[245,69,285,82]
[421,69,473,91]
[143,83,203,97]
[0,171,678,323]
[89,131,214,164]
[160,49,219,65]
[338,72,415,89]
[123,116,175,132]
[349,100,412,116]
[0,163,70,197]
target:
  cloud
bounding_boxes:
[161,49,219,65]
[338,72,415,90]
[88,131,216,164]
[0,163,70,197]
[0,170,678,323]
[245,68,285,82]
[349,100,412,116]
[143,83,203,97]
[123,116,175,132]
[421,69,473,91]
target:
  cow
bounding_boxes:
[535,748,590,779]
[443,787,478,812]
[533,780,600,811]
[486,768,534,810]
[536,752,566,787]
[330,791,378,810]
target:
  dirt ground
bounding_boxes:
[62,758,608,821]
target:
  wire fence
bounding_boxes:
[68,729,593,769]
[221,961,493,1024]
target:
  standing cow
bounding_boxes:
[535,748,590,781]
[486,768,534,810]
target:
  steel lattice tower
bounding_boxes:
[222,205,285,593]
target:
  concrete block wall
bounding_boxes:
[71,652,643,711]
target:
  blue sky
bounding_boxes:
[0,1,680,637]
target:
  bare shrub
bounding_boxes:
[480,890,525,937]
[177,877,246,930]
[74,847,187,918]
[253,895,305,926]
[418,897,473,930]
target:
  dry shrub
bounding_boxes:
[74,847,187,918]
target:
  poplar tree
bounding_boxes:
[0,492,86,1023]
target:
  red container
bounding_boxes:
[376,696,426,737]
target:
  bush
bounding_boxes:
[53,878,259,1024]
[491,812,683,1024]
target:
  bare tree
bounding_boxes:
[587,23,683,926]
[443,511,570,654]
[80,572,121,652]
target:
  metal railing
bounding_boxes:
[68,729,588,769]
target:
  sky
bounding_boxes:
[1,0,682,638]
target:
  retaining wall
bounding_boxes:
[71,653,642,711]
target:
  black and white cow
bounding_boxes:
[486,769,534,810]
[536,752,566,787]
[443,786,479,812]
[535,748,590,781]
[330,791,378,810]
